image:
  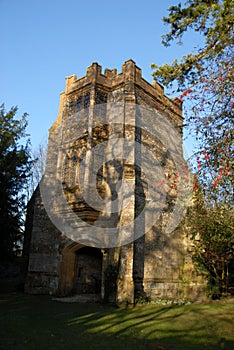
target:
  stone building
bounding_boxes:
[23,60,205,303]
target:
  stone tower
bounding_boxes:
[23,60,205,303]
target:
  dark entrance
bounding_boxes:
[74,247,102,294]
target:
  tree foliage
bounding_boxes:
[0,104,32,261]
[187,185,234,296]
[152,0,234,203]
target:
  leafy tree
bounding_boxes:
[187,185,234,296]
[152,0,233,203]
[0,104,32,261]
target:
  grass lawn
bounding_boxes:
[0,292,234,350]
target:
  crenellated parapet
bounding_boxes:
[51,60,183,133]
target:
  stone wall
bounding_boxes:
[23,60,206,302]
[24,187,62,294]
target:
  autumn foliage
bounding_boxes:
[152,0,233,204]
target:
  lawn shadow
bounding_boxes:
[0,292,234,350]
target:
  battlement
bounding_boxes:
[64,60,162,94]
[52,60,182,132]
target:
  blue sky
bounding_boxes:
[0,0,202,154]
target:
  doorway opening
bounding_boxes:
[73,247,102,294]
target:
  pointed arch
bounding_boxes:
[58,241,84,295]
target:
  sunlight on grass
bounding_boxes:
[0,293,234,350]
[66,302,234,349]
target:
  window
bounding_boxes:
[95,91,107,121]
[84,93,90,109]
[95,91,107,104]
[63,148,88,187]
[76,96,82,112]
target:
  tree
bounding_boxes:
[0,104,32,261]
[152,0,233,203]
[27,141,47,198]
[187,185,234,296]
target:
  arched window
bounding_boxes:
[63,145,87,188]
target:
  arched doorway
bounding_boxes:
[59,242,102,296]
[74,247,102,294]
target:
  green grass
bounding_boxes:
[0,292,234,350]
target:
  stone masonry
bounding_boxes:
[23,60,205,303]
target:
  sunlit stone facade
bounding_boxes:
[23,60,205,303]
